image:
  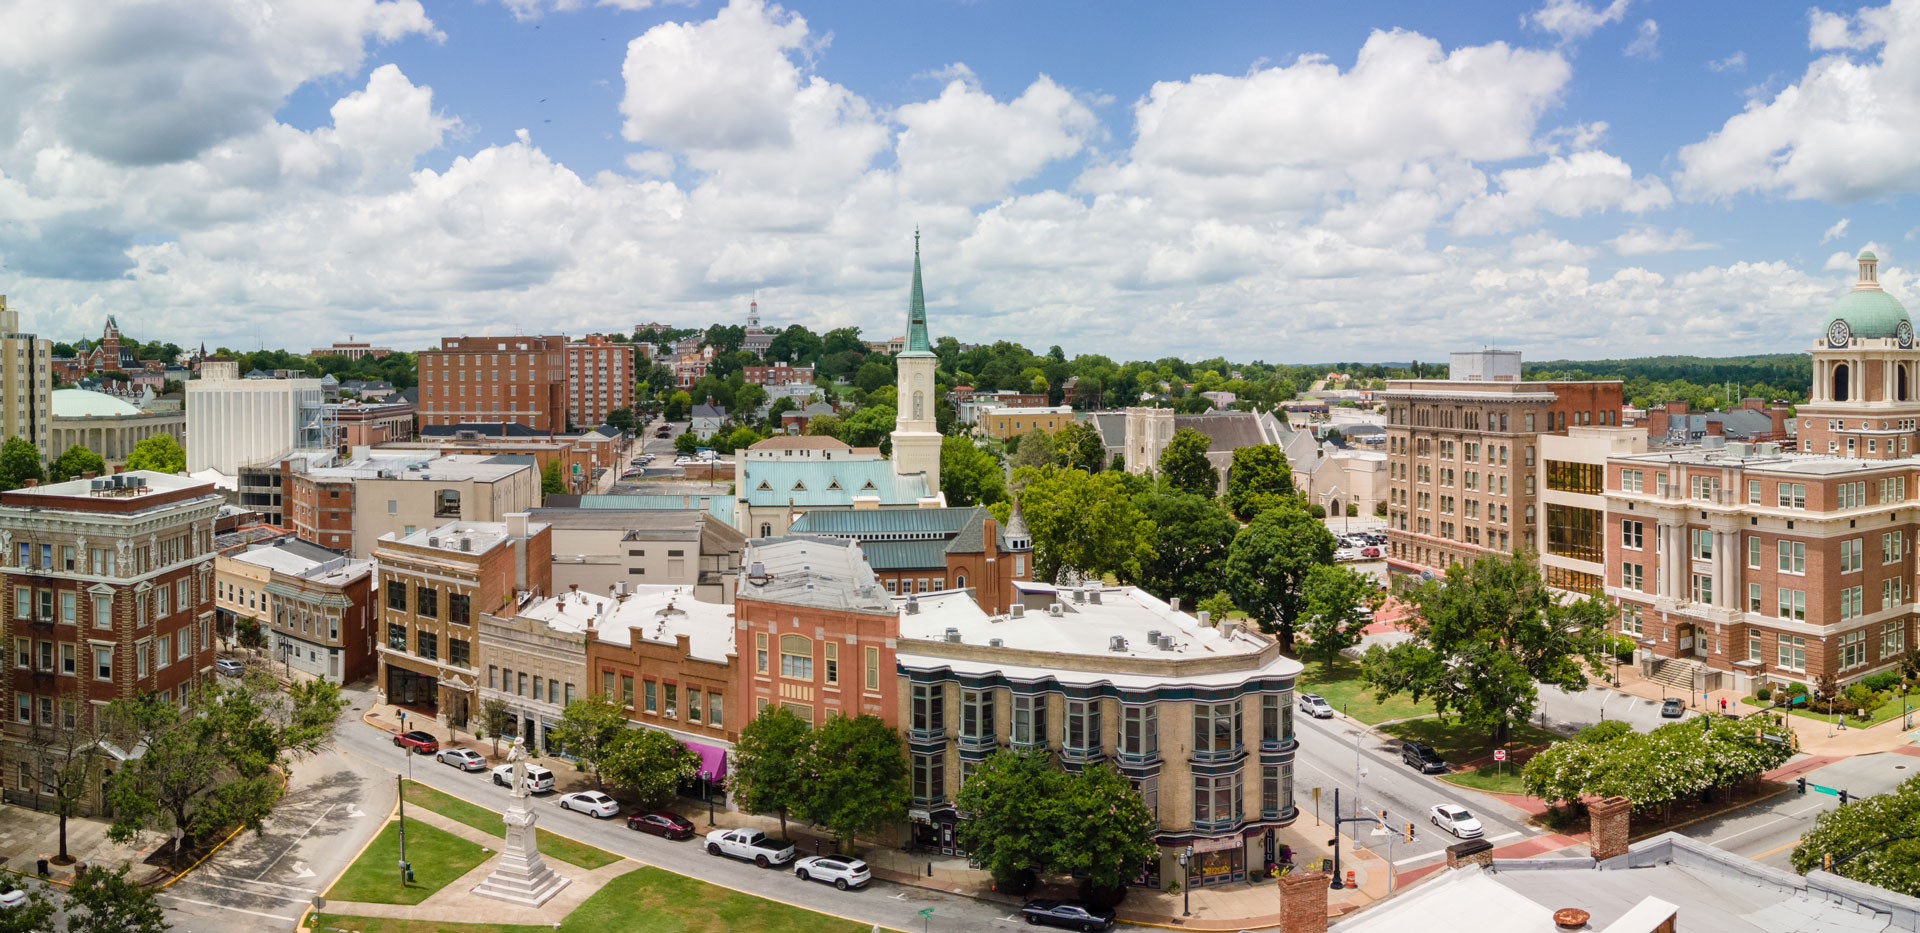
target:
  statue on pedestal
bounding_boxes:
[472,738,570,907]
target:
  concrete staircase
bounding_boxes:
[1647,657,1703,693]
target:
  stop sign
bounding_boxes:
[1493,749,1508,762]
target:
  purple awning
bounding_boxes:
[687,740,728,781]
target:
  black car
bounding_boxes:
[1401,740,1447,774]
[1661,697,1685,718]
[1020,899,1116,931]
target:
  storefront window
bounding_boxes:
[1190,840,1245,886]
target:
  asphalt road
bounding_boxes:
[1679,750,1920,868]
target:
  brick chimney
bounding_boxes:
[1589,796,1631,862]
[1278,869,1329,933]
[1705,420,1724,437]
[1647,406,1668,438]
[1767,403,1791,440]
[1742,397,1764,411]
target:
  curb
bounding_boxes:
[153,765,291,891]
[297,796,399,933]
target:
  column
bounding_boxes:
[1716,530,1735,608]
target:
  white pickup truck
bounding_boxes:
[704,827,797,868]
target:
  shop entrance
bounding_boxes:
[1190,837,1245,887]
[386,667,438,710]
[912,810,967,857]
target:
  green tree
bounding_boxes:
[729,705,812,836]
[235,616,267,654]
[953,749,1060,887]
[49,445,107,484]
[1051,422,1106,472]
[799,714,909,853]
[1197,590,1237,619]
[1051,764,1158,893]
[1012,465,1152,582]
[1298,564,1384,670]
[853,360,894,394]
[0,437,45,490]
[605,407,636,433]
[64,864,168,933]
[1793,772,1920,895]
[940,435,1006,507]
[663,390,693,421]
[803,414,844,439]
[673,432,702,456]
[1223,445,1294,520]
[1133,489,1237,609]
[1224,500,1335,649]
[548,694,630,789]
[1011,427,1055,471]
[540,460,566,496]
[19,683,103,864]
[0,877,54,933]
[724,425,764,453]
[599,728,699,811]
[733,383,769,420]
[838,405,896,449]
[1361,551,1610,744]
[1157,427,1218,496]
[123,434,186,474]
[480,698,515,758]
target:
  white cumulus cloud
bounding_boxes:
[1607,225,1715,256]
[1625,19,1660,59]
[1824,217,1852,242]
[1526,0,1631,43]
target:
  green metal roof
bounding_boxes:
[1825,287,1909,339]
[789,507,980,536]
[739,460,928,507]
[853,538,954,571]
[902,230,934,357]
[1860,250,1878,260]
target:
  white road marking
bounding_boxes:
[1709,803,1829,845]
[159,894,297,921]
[174,872,318,899]
[253,802,337,881]
[291,860,316,880]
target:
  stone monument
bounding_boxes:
[472,738,570,906]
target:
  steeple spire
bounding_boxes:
[904,228,933,356]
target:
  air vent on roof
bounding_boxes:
[1198,610,1211,626]
[906,596,919,615]
[1073,587,1086,604]
[1220,621,1238,639]
[428,536,440,548]
[1147,630,1161,644]
[746,561,769,586]
[1009,603,1025,619]
[1048,603,1063,617]
[1088,589,1101,604]
[944,627,961,644]
[1109,635,1127,652]
[460,537,472,552]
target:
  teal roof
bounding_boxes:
[902,230,934,357]
[1860,250,1878,260]
[788,507,978,536]
[739,460,928,508]
[572,494,733,524]
[1825,287,1909,339]
[849,539,953,571]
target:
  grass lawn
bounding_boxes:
[325,819,490,906]
[402,781,621,870]
[1440,763,1528,796]
[1379,718,1564,765]
[311,866,890,933]
[1742,693,1918,729]
[1296,658,1436,724]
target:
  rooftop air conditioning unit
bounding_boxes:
[1109,635,1127,652]
[1757,442,1780,457]
[988,638,1004,648]
[1009,603,1025,619]
[1725,441,1752,458]
[459,538,473,552]
[1158,634,1174,650]
[1701,435,1727,451]
[1147,630,1162,644]
[1073,587,1086,604]
[906,596,920,615]
[428,536,441,548]
[944,627,961,643]
[1049,603,1063,617]
[1088,589,1101,604]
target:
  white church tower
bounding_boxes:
[891,230,943,497]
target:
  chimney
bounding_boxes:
[1170,596,1180,612]
[22,479,35,488]
[1198,610,1211,626]
[1588,795,1631,862]
[1705,420,1724,437]
[113,464,126,475]
[983,516,997,554]
[1646,406,1669,439]
[1278,869,1329,933]
[506,511,529,540]
[1742,397,1764,411]
[1767,403,1791,440]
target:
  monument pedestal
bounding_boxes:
[472,797,570,907]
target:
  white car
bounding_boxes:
[1429,804,1483,838]
[436,748,486,772]
[794,855,871,890]
[0,887,27,909]
[1297,693,1335,719]
[559,791,619,818]
[1334,547,1364,562]
[491,763,555,793]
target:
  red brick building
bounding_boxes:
[417,335,569,432]
[566,335,635,429]
[583,585,736,786]
[785,505,1033,614]
[734,536,900,728]
[742,362,815,386]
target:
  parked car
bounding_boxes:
[1019,898,1117,931]
[1360,546,1382,558]
[436,748,486,772]
[0,886,28,910]
[558,791,620,819]
[1297,693,1335,719]
[705,828,797,868]
[1334,547,1363,562]
[1661,697,1685,718]
[1429,804,1483,838]
[626,811,696,840]
[393,731,440,754]
[491,763,555,793]
[214,658,245,677]
[794,855,871,890]
[1401,740,1447,774]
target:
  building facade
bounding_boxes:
[785,504,1033,613]
[0,297,52,456]
[1,472,221,812]
[224,539,377,684]
[585,585,736,792]
[311,341,392,360]
[373,515,552,727]
[1383,351,1624,581]
[479,587,595,754]
[281,451,539,558]
[896,583,1301,889]
[566,335,635,430]
[417,335,569,432]
[185,359,326,474]
[733,537,899,728]
[529,507,746,603]
[981,406,1076,440]
[891,235,942,495]
[48,389,184,466]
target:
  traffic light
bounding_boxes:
[1404,823,1415,843]
[1839,789,1851,805]
[1796,777,1807,795]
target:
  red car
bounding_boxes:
[393,730,440,754]
[626,811,697,840]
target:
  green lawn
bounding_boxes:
[401,781,622,870]
[325,819,490,906]
[1379,718,1563,765]
[1743,694,1918,729]
[1296,658,1436,724]
[1439,763,1528,796]
[311,866,890,933]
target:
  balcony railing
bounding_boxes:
[1059,744,1104,766]
[1190,743,1244,763]
[1190,812,1245,835]
[1113,749,1160,769]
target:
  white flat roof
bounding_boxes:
[1615,449,1920,476]
[390,520,543,555]
[8,470,209,498]
[232,547,372,584]
[583,585,735,664]
[308,453,531,482]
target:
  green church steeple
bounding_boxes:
[903,228,934,357]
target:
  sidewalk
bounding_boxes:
[0,804,156,885]
[356,700,1397,929]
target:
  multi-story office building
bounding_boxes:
[374,514,551,727]
[1535,427,1649,594]
[185,359,326,474]
[529,507,746,603]
[583,584,736,794]
[310,340,392,361]
[1606,253,1920,694]
[1383,350,1624,580]
[417,335,569,433]
[480,583,601,754]
[565,335,634,429]
[1,471,221,811]
[897,582,1301,889]
[218,537,376,684]
[281,451,539,558]
[0,297,52,455]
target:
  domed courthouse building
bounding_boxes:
[1605,253,1920,694]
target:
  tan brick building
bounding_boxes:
[417,335,569,432]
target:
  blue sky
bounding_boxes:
[2,0,1916,362]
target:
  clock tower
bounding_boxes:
[1798,251,1920,459]
[891,231,944,497]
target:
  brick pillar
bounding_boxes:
[1279,869,1329,933]
[1588,795,1631,862]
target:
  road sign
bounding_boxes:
[1493,749,1508,762]
[918,908,934,918]
[1810,783,1840,797]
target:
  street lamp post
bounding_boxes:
[1179,847,1191,916]
[702,770,715,826]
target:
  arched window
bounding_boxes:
[779,634,813,679]
[955,573,967,589]
[913,390,925,420]
[1834,363,1851,402]
[759,523,771,538]
[1900,364,1909,402]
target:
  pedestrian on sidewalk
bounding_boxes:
[1719,697,1727,714]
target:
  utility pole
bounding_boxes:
[396,772,409,886]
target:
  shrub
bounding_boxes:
[1574,720,1632,744]
[1787,682,1809,697]
[1308,503,1326,519]
[1754,687,1773,702]
[1863,672,1902,692]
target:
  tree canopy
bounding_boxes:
[548,694,630,788]
[1792,772,1920,895]
[0,437,45,490]
[1157,427,1218,497]
[1223,444,1294,520]
[1011,464,1151,583]
[799,714,910,852]
[1224,499,1335,649]
[729,705,813,835]
[124,434,185,474]
[1298,563,1385,669]
[599,727,699,810]
[50,445,106,484]
[1133,487,1238,609]
[940,435,1007,507]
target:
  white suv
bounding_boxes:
[1297,693,1335,719]
[491,763,555,793]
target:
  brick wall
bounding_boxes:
[1589,795,1630,861]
